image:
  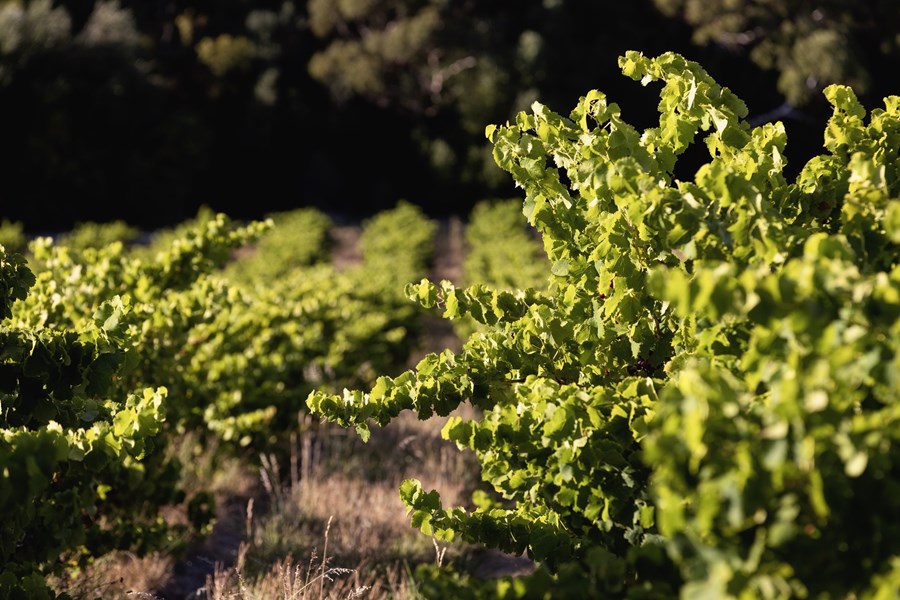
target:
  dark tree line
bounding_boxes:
[1,0,897,231]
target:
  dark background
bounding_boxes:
[1,0,897,231]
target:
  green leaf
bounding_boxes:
[355,422,371,443]
[551,259,570,277]
[884,201,900,244]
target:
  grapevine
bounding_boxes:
[308,51,900,597]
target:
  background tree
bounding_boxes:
[653,0,900,107]
[1,0,897,231]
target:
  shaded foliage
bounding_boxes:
[1,1,897,230]
[655,0,900,107]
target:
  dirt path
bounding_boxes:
[156,491,256,599]
[330,224,363,271]
[432,217,465,284]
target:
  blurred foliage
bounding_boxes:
[196,33,255,78]
[0,0,71,83]
[55,219,140,252]
[462,199,548,292]
[307,0,448,110]
[223,207,332,286]
[654,0,900,106]
[76,0,140,48]
[135,205,218,260]
[0,1,897,231]
[0,220,26,253]
[359,200,438,287]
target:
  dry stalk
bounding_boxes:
[432,538,447,567]
[319,515,333,598]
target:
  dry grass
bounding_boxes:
[248,469,466,570]
[188,407,480,600]
[52,404,482,599]
[198,519,417,600]
[48,551,175,599]
[243,409,477,569]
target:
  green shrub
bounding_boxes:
[309,51,900,598]
[224,207,332,287]
[463,199,548,291]
[55,220,140,252]
[359,200,437,286]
